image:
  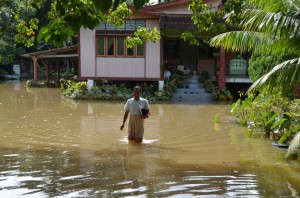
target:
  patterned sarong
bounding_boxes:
[128,115,144,142]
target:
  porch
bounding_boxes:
[159,12,252,87]
[162,38,252,85]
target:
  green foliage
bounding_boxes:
[17,0,152,47]
[181,0,227,46]
[231,89,300,153]
[249,58,300,97]
[36,0,102,47]
[107,3,132,27]
[15,19,39,47]
[59,75,182,103]
[287,129,300,158]
[60,80,173,103]
[223,0,245,24]
[248,53,286,81]
[126,27,160,48]
[93,0,113,12]
[198,70,210,83]
[214,113,220,123]
[210,0,300,96]
[60,80,88,99]
[181,33,200,46]
[189,0,213,32]
[199,70,232,101]
[0,0,31,65]
[209,0,300,159]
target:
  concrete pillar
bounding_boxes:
[158,80,164,91]
[87,79,94,91]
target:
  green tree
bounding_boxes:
[15,0,160,47]
[248,53,290,81]
[0,0,35,66]
[209,0,300,157]
[180,0,247,45]
[209,0,300,97]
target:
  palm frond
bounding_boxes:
[286,131,300,157]
[249,0,299,12]
[233,8,300,39]
[209,31,296,55]
[248,58,300,95]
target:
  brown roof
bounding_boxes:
[22,45,78,59]
[134,0,190,15]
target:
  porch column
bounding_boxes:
[218,47,226,88]
[57,60,60,82]
[33,57,38,83]
[160,37,164,79]
[46,59,49,83]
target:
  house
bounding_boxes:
[23,0,252,88]
[79,0,251,88]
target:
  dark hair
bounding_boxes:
[134,86,142,91]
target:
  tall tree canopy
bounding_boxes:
[14,0,155,47]
[0,0,35,65]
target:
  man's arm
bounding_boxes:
[143,100,150,119]
[143,111,150,119]
[120,110,129,131]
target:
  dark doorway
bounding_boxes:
[180,40,198,73]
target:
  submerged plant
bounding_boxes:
[214,113,220,123]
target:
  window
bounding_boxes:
[97,36,104,55]
[107,36,115,56]
[97,36,144,57]
[137,44,144,56]
[127,47,134,56]
[117,37,125,56]
[97,20,146,30]
[96,19,146,57]
[164,39,180,58]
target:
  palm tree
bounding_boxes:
[209,0,300,156]
[210,0,300,96]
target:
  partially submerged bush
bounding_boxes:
[231,89,300,159]
[60,80,173,103]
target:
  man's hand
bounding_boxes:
[143,113,150,119]
[120,123,125,131]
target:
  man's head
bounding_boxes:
[133,86,142,100]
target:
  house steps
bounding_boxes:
[170,75,212,104]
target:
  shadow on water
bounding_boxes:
[0,81,300,197]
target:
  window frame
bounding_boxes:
[96,35,145,58]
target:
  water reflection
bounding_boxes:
[0,81,300,197]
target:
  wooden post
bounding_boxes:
[33,57,38,83]
[46,59,49,83]
[218,47,226,88]
[57,60,60,82]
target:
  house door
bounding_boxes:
[180,40,198,73]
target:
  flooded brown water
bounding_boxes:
[0,80,300,197]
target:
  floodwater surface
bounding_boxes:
[0,80,300,197]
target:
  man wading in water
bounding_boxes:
[120,86,150,143]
